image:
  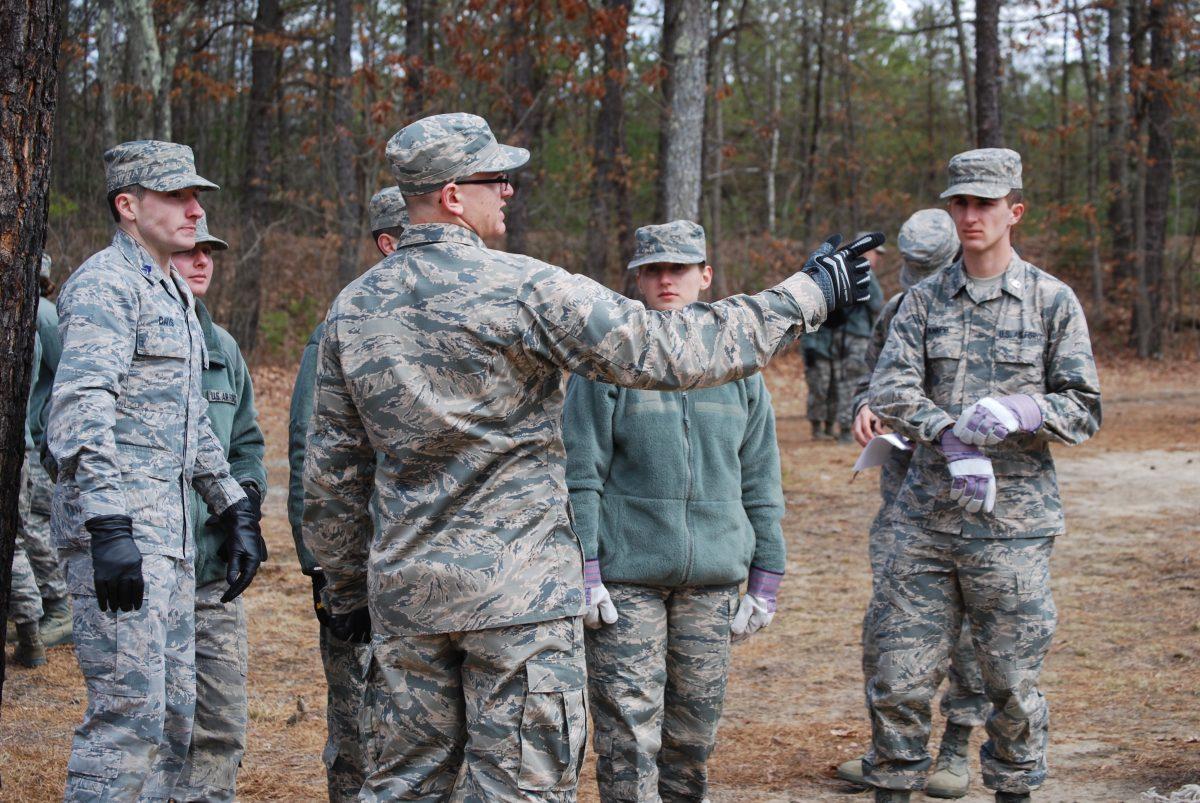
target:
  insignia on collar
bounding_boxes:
[141,264,154,277]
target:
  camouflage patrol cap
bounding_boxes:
[627,220,707,271]
[369,186,409,232]
[40,253,51,281]
[103,140,219,194]
[940,147,1022,199]
[193,216,228,251]
[898,209,959,289]
[387,113,529,196]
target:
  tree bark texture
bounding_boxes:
[584,0,633,285]
[950,0,976,136]
[1106,0,1132,279]
[502,1,546,257]
[657,0,708,223]
[229,0,282,354]
[0,0,62,715]
[97,0,116,146]
[333,0,362,285]
[404,0,429,117]
[121,0,163,137]
[1136,0,1173,357]
[974,0,1003,147]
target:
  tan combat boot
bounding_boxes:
[836,756,867,785]
[38,596,73,647]
[13,621,47,668]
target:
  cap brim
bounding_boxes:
[626,251,706,270]
[939,182,1010,200]
[148,173,221,192]
[477,143,529,174]
[196,236,229,250]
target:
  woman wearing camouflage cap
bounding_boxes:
[837,209,991,799]
[563,220,786,802]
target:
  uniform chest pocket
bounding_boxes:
[992,336,1045,391]
[925,325,964,361]
[135,316,189,359]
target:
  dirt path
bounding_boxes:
[3,358,1198,801]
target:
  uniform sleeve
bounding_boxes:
[1031,287,1102,445]
[191,404,246,515]
[562,374,619,562]
[517,266,828,390]
[852,295,901,417]
[225,343,267,495]
[869,291,956,445]
[28,302,60,454]
[48,271,139,521]
[288,333,321,575]
[302,322,374,613]
[740,375,786,574]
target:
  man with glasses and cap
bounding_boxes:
[167,215,267,802]
[302,111,879,800]
[47,141,264,801]
[288,185,407,802]
[837,209,992,799]
[862,149,1101,803]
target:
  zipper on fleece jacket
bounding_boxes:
[681,390,695,584]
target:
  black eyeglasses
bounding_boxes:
[453,175,514,192]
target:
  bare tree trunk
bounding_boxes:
[702,0,729,296]
[121,0,163,137]
[974,0,1003,147]
[404,0,428,117]
[1106,0,1132,281]
[658,0,708,222]
[333,0,362,285]
[502,2,545,257]
[765,34,781,235]
[950,0,975,136]
[1128,0,1148,342]
[1137,0,1173,357]
[584,0,632,285]
[799,0,831,237]
[228,0,282,354]
[97,0,116,145]
[1057,11,1070,206]
[0,0,62,715]
[1071,0,1104,316]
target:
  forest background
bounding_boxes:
[40,0,1200,364]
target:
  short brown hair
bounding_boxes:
[1005,189,1024,206]
[107,184,145,222]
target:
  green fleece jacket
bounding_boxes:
[563,372,786,587]
[190,301,267,587]
[286,322,323,575]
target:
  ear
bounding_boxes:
[113,192,139,223]
[376,233,397,256]
[698,264,713,291]
[439,183,465,217]
[1009,201,1025,226]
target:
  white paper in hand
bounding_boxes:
[853,434,912,472]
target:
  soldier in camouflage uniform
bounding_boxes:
[838,209,991,798]
[863,149,1102,803]
[288,185,407,802]
[302,112,875,800]
[801,323,836,440]
[168,216,268,802]
[831,240,884,441]
[10,330,46,667]
[563,221,786,802]
[47,141,264,802]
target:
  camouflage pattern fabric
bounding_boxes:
[48,228,245,559]
[192,215,228,250]
[863,526,1056,794]
[173,580,248,802]
[626,220,707,270]
[585,583,737,802]
[103,140,218,193]
[358,616,586,801]
[386,113,530,196]
[9,547,43,625]
[940,147,1022,200]
[368,186,409,232]
[21,449,68,603]
[834,332,870,429]
[868,255,1102,540]
[62,550,197,802]
[302,222,827,636]
[319,625,370,802]
[805,356,836,424]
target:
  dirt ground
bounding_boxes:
[3,356,1198,802]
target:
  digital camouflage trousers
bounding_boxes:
[585,583,738,803]
[320,622,370,802]
[864,526,1056,795]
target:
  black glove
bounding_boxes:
[329,605,372,644]
[215,494,266,603]
[802,232,884,312]
[310,570,333,629]
[86,515,144,612]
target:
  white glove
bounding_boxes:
[584,583,618,629]
[730,593,775,642]
[947,456,997,514]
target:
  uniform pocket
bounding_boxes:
[135,317,189,359]
[71,587,153,699]
[518,658,587,792]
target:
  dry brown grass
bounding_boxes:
[3,356,1199,801]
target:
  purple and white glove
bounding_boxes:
[953,394,1043,446]
[731,567,781,642]
[583,559,618,629]
[939,429,997,514]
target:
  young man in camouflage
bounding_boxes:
[47,141,265,801]
[838,209,992,798]
[168,215,268,802]
[302,112,877,800]
[287,185,406,802]
[563,220,786,802]
[863,149,1101,803]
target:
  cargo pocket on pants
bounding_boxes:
[66,745,121,795]
[517,658,587,792]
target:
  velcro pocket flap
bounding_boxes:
[526,658,585,693]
